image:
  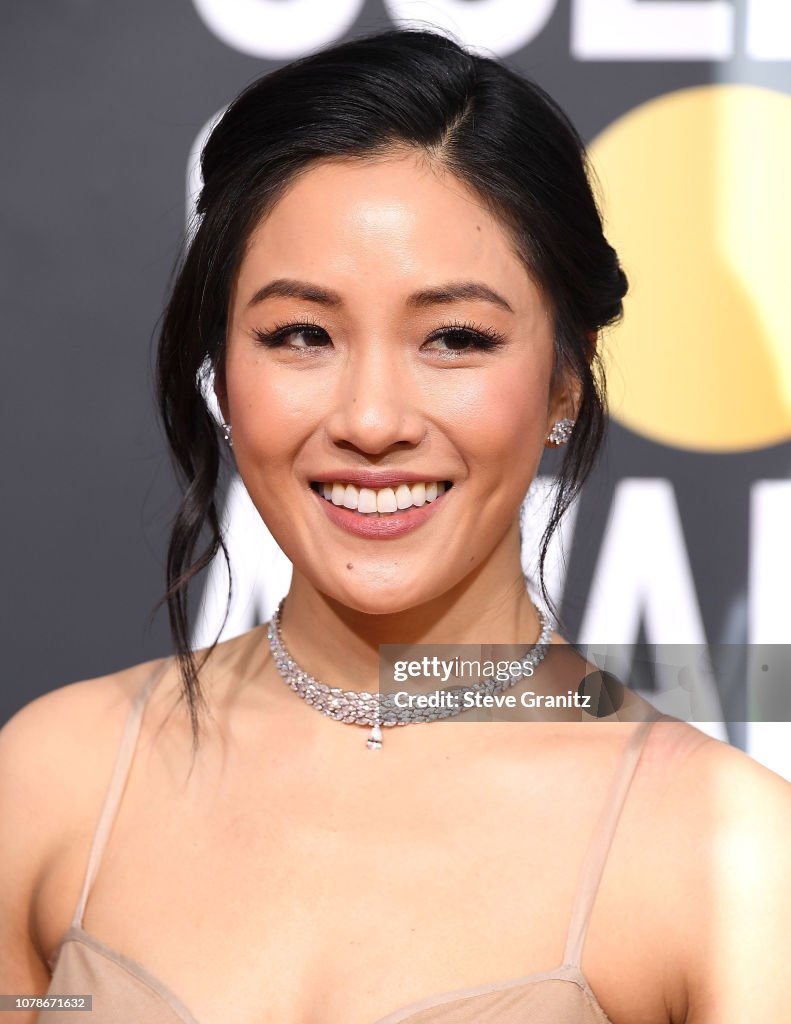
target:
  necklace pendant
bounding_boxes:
[267,592,551,749]
[366,723,383,750]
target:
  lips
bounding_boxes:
[310,469,451,488]
[308,479,453,538]
[310,480,451,514]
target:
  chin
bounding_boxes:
[316,574,441,618]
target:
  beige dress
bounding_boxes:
[44,658,656,1023]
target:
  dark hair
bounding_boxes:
[156,26,627,750]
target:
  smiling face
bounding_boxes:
[217,151,571,614]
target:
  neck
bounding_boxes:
[276,560,547,695]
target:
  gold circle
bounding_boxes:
[590,85,791,452]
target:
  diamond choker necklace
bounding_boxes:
[266,596,553,749]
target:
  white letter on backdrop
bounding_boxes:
[191,476,293,649]
[520,475,579,610]
[572,0,733,60]
[746,0,791,60]
[383,0,557,58]
[191,0,364,59]
[749,480,791,644]
[579,479,707,645]
[577,480,723,731]
[746,481,791,778]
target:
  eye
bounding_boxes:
[423,321,506,357]
[252,319,331,350]
[251,317,506,355]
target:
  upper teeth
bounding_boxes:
[318,481,447,513]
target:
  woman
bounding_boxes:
[2,27,789,1024]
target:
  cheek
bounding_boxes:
[226,355,324,457]
[437,359,551,468]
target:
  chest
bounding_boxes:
[39,728,678,1024]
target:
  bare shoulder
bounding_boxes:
[644,724,791,1022]
[650,721,791,834]
[0,656,170,794]
[0,657,168,987]
[682,728,791,893]
[644,720,791,865]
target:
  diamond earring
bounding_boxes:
[546,417,575,445]
[221,422,233,447]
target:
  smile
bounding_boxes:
[310,480,451,515]
[308,479,453,539]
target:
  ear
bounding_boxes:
[545,376,579,447]
[544,330,597,446]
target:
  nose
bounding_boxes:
[324,339,426,455]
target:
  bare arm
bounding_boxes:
[0,660,162,1023]
[683,741,791,1023]
[0,696,60,1023]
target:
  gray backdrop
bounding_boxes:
[3,2,790,770]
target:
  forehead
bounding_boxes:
[236,153,541,316]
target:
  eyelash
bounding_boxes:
[251,317,506,356]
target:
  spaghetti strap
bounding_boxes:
[70,657,172,929]
[562,717,655,968]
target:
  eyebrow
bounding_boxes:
[247,278,514,314]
